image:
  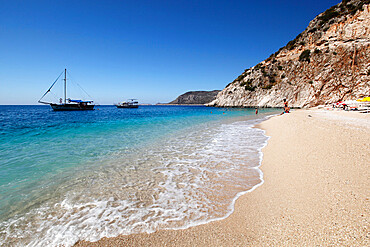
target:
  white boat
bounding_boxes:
[115,99,139,108]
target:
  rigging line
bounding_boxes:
[49,91,59,100]
[66,71,94,98]
[39,91,60,104]
[38,71,64,102]
[66,71,100,105]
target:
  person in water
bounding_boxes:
[255,107,258,114]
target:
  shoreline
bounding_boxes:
[76,109,369,246]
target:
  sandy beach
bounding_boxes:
[76,109,369,246]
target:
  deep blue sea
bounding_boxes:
[0,105,279,246]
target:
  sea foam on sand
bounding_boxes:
[1,115,273,247]
[75,109,369,246]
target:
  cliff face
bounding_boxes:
[208,0,370,108]
[169,90,221,104]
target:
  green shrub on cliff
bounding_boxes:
[237,74,245,81]
[345,1,369,15]
[317,1,370,26]
[285,33,302,50]
[254,63,263,70]
[233,73,246,83]
[299,49,311,62]
[241,79,253,87]
[286,40,296,51]
[240,79,256,91]
[268,76,276,84]
[245,85,256,91]
[281,0,370,55]
[262,84,273,90]
[318,6,339,24]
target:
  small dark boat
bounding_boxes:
[39,69,95,111]
[115,99,139,108]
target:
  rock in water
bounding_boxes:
[207,0,370,108]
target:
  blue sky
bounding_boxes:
[0,0,340,105]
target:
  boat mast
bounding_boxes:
[64,68,67,104]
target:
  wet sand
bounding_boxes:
[76,109,369,246]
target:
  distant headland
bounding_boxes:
[159,90,221,105]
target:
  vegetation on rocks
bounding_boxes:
[285,33,302,50]
[241,79,256,91]
[262,84,273,90]
[299,50,311,62]
[282,0,370,52]
[244,85,256,91]
[318,6,340,25]
[207,0,370,108]
[314,48,321,54]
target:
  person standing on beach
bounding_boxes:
[283,99,288,108]
[281,99,290,114]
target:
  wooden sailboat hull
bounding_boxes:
[50,103,95,111]
[39,69,95,111]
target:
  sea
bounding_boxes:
[0,105,279,246]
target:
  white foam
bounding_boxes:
[0,115,274,247]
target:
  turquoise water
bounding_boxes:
[0,105,279,246]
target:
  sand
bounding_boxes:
[75,109,369,246]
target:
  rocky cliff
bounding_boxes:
[208,0,370,108]
[168,90,221,105]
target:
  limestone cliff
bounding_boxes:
[208,0,370,108]
[169,90,221,104]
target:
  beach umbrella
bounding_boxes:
[357,97,370,102]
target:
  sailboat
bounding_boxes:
[38,69,95,111]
